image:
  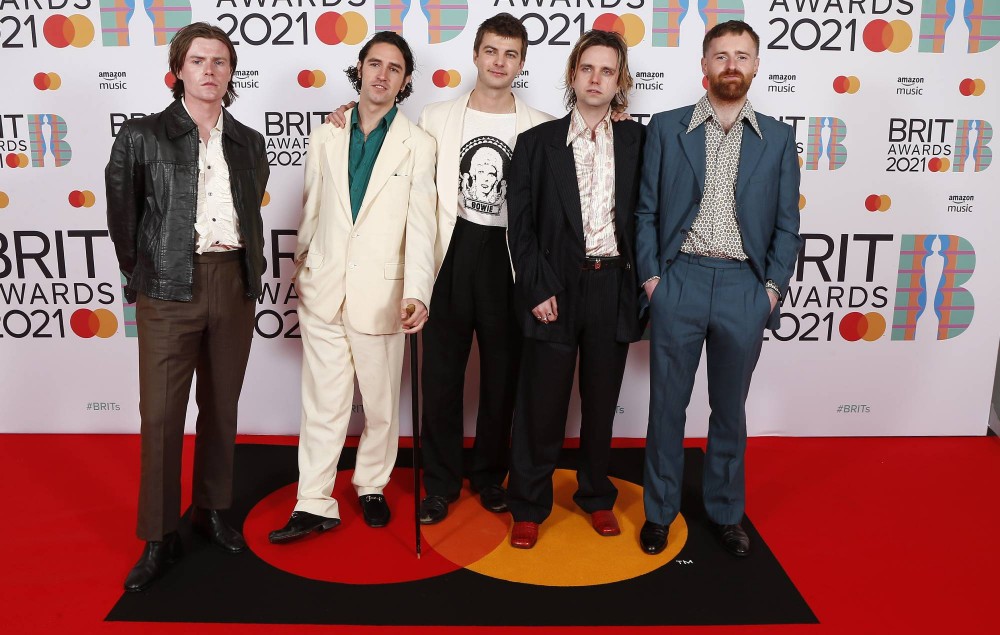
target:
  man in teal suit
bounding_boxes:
[634,20,802,557]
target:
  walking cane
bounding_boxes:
[405,304,422,559]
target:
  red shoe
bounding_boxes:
[510,521,539,549]
[591,510,621,536]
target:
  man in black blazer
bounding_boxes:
[505,30,644,549]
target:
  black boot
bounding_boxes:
[123,532,182,592]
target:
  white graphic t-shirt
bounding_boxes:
[457,108,517,227]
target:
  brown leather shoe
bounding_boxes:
[590,510,621,536]
[510,521,539,549]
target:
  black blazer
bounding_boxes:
[507,114,644,345]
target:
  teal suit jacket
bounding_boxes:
[634,104,802,330]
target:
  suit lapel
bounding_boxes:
[437,92,470,221]
[325,123,353,223]
[546,117,585,247]
[679,119,707,195]
[355,115,411,226]
[612,121,638,245]
[513,93,535,134]
[736,126,766,206]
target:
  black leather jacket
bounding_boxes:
[105,99,269,303]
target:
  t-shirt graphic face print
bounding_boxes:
[457,109,516,228]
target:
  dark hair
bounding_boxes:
[702,20,760,56]
[474,13,529,61]
[168,22,239,107]
[344,31,415,104]
[563,30,634,113]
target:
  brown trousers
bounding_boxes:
[135,251,255,540]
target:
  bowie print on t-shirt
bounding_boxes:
[458,136,513,219]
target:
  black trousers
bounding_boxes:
[420,217,521,498]
[507,266,629,524]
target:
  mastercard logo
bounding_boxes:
[315,11,368,46]
[261,191,271,207]
[33,72,62,91]
[68,190,96,208]
[4,153,29,168]
[0,191,9,209]
[959,78,986,97]
[832,75,860,94]
[927,157,951,172]
[592,13,645,47]
[839,311,885,342]
[297,70,327,88]
[432,69,461,89]
[798,194,806,210]
[43,14,95,48]
[862,19,911,53]
[70,308,118,339]
[864,194,891,212]
[164,72,176,89]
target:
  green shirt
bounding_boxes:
[348,105,397,223]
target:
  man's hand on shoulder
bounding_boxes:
[325,101,357,128]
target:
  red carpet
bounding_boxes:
[0,434,997,633]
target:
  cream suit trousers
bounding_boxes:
[294,301,404,520]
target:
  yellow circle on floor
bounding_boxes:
[463,469,687,586]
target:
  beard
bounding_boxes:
[708,71,752,101]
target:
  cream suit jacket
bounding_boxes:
[294,110,437,334]
[417,91,552,277]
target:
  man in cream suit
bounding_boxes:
[415,14,552,524]
[269,31,436,543]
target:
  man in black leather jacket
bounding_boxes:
[105,22,269,593]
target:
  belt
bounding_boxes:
[582,256,627,271]
[194,249,244,264]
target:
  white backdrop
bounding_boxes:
[1,0,998,437]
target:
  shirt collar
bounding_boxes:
[181,97,224,134]
[566,106,613,146]
[686,94,761,138]
[350,104,398,134]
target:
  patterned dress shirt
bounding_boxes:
[567,106,619,257]
[680,94,761,262]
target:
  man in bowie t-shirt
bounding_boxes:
[414,14,553,523]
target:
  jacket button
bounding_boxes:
[666,259,672,265]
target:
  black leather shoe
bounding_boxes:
[359,494,391,527]
[123,532,182,592]
[639,520,669,555]
[418,493,458,525]
[713,522,750,557]
[268,511,340,544]
[476,484,508,513]
[191,507,246,553]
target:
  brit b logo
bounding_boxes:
[918,0,1000,53]
[891,234,975,341]
[805,117,847,170]
[99,0,193,46]
[374,0,468,44]
[651,0,744,47]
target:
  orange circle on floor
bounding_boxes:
[244,468,508,584]
[467,469,687,586]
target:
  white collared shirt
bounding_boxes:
[182,98,242,254]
